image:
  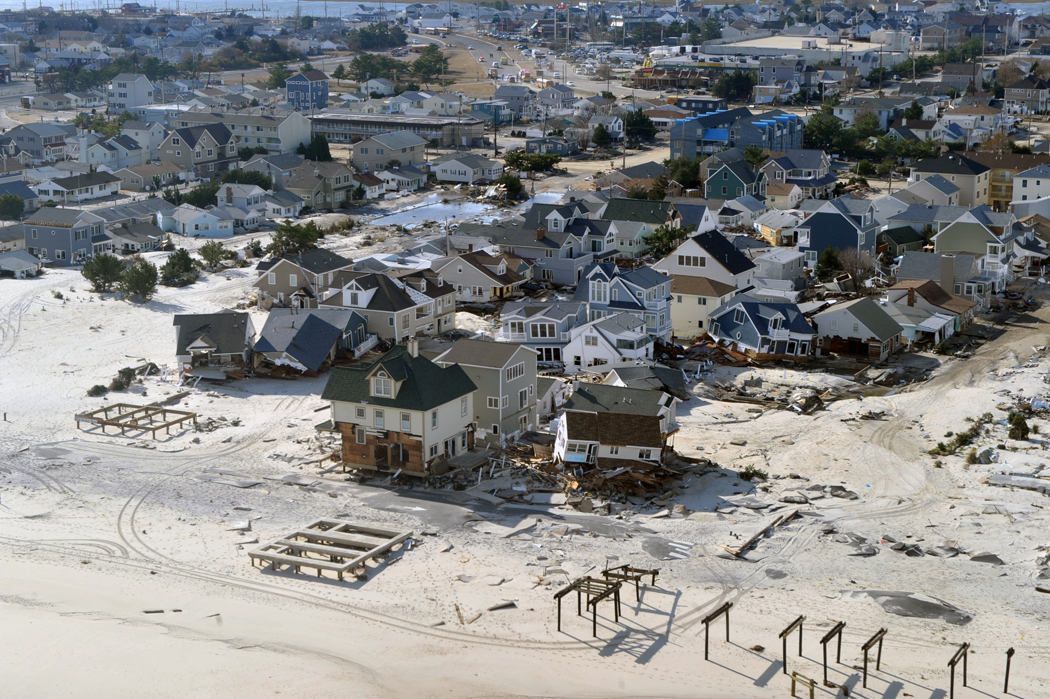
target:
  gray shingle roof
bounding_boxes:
[815,297,903,342]
[691,230,757,275]
[368,130,428,150]
[896,250,979,284]
[173,310,251,357]
[254,309,357,373]
[563,383,672,416]
[435,338,526,368]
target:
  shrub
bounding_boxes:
[87,384,108,397]
[119,258,159,301]
[965,449,977,464]
[52,290,64,300]
[160,248,200,286]
[1008,412,1031,441]
[82,254,128,293]
[739,464,768,482]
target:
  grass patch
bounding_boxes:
[928,413,993,456]
[739,464,768,482]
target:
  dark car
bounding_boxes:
[497,45,503,51]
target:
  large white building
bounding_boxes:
[108,73,154,113]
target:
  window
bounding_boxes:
[207,148,213,157]
[509,321,524,335]
[488,396,500,409]
[350,292,359,305]
[1023,179,1028,188]
[733,308,745,324]
[609,446,619,455]
[374,409,385,429]
[356,407,366,419]
[401,412,411,431]
[388,317,395,326]
[175,151,181,157]
[289,274,297,287]
[531,323,555,338]
[567,442,588,454]
[374,376,392,397]
[267,272,275,285]
[491,424,499,435]
[429,444,439,458]
[639,449,653,460]
[461,397,468,417]
[502,396,509,408]
[356,427,366,444]
[519,388,528,409]
[431,410,438,429]
[401,315,409,329]
[506,362,525,381]
[584,334,598,346]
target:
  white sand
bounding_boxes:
[2,254,1050,697]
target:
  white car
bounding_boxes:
[566,81,575,86]
[468,45,474,50]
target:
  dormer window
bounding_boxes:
[770,316,782,331]
[373,373,392,397]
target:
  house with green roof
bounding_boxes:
[320,341,477,476]
[877,226,926,257]
[598,198,681,229]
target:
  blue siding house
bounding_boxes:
[708,294,816,360]
[286,70,330,111]
[670,108,803,160]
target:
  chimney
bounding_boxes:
[407,337,419,357]
[467,243,473,252]
[907,287,915,307]
[537,227,546,241]
[226,185,232,204]
[570,196,576,202]
[940,253,955,295]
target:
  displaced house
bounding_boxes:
[812,297,904,361]
[33,171,121,204]
[882,301,956,348]
[0,250,43,278]
[377,166,428,192]
[106,222,164,253]
[708,294,816,360]
[320,342,477,476]
[553,410,664,470]
[562,382,679,443]
[434,339,538,441]
[601,365,689,401]
[253,308,370,374]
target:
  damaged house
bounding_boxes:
[320,341,477,477]
[253,308,371,375]
[173,310,256,378]
[708,294,816,361]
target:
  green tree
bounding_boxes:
[119,258,159,301]
[643,224,690,259]
[623,108,657,145]
[267,221,322,257]
[412,45,450,86]
[198,241,229,270]
[221,169,273,190]
[297,134,333,161]
[744,145,769,172]
[903,100,924,120]
[332,64,346,85]
[238,145,269,161]
[496,172,525,199]
[803,113,844,150]
[159,248,200,286]
[1008,412,1031,441]
[267,62,293,89]
[182,182,221,208]
[663,156,702,189]
[81,254,127,292]
[162,187,182,205]
[592,123,613,149]
[815,247,841,280]
[504,151,561,173]
[702,18,722,41]
[712,70,757,103]
[0,193,25,220]
[854,110,882,140]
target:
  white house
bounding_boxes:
[378,166,427,192]
[434,153,504,184]
[419,11,453,29]
[561,312,653,371]
[33,171,121,204]
[360,78,396,96]
[262,190,304,218]
[158,204,233,238]
[108,72,154,112]
[1013,164,1050,202]
[652,230,758,290]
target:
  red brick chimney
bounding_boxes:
[225,185,233,204]
[907,287,915,307]
[537,227,546,241]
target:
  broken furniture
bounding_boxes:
[248,519,412,582]
[790,671,816,699]
[601,564,659,603]
[779,615,805,676]
[820,620,846,688]
[861,627,887,689]
[75,403,198,439]
[554,576,622,638]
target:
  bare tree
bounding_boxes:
[838,248,878,293]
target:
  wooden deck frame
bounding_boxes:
[601,564,660,603]
[554,576,622,637]
[248,518,412,582]
[75,403,198,439]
